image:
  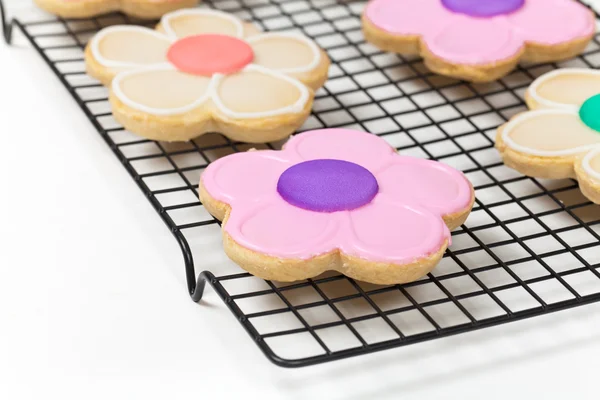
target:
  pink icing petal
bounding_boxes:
[342,197,450,263]
[364,0,453,37]
[284,129,396,173]
[224,197,341,258]
[507,0,595,45]
[201,150,299,205]
[424,15,523,64]
[204,129,472,264]
[375,157,473,216]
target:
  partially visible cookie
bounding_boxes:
[35,0,199,19]
[199,128,475,285]
[496,68,600,204]
[362,0,595,82]
[84,9,330,142]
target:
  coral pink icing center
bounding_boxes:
[167,34,254,76]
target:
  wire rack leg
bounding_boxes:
[0,0,14,44]
[191,271,213,302]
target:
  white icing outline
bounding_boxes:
[112,64,310,119]
[160,8,245,40]
[90,25,173,69]
[99,10,314,119]
[246,32,321,74]
[582,147,600,181]
[211,64,310,119]
[112,64,217,116]
[502,109,600,157]
[528,68,600,110]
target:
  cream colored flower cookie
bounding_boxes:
[84,9,330,142]
[496,68,600,204]
[362,0,595,82]
[35,0,199,19]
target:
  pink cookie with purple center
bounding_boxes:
[35,0,199,19]
[362,0,595,82]
[199,129,475,285]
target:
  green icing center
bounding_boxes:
[580,94,600,132]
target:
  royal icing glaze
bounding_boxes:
[502,110,600,157]
[364,0,594,65]
[501,68,600,185]
[160,8,245,39]
[277,159,380,212]
[112,64,309,118]
[112,64,215,115]
[246,33,321,74]
[167,34,254,75]
[201,129,473,262]
[211,65,310,119]
[90,26,173,69]
[528,69,600,110]
[92,9,321,119]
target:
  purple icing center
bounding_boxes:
[441,0,525,17]
[277,159,379,213]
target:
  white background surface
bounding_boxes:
[1,1,600,399]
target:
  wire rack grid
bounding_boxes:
[3,0,600,368]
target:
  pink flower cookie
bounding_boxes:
[497,69,600,205]
[362,0,595,82]
[35,0,199,19]
[85,9,330,142]
[199,129,475,285]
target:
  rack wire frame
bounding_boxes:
[3,0,600,368]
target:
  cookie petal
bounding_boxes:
[364,0,452,37]
[161,9,244,39]
[112,66,213,115]
[424,16,523,65]
[90,26,172,68]
[577,148,600,204]
[507,0,594,45]
[343,197,450,264]
[502,110,600,156]
[528,69,600,110]
[582,148,600,182]
[247,33,321,74]
[201,150,298,205]
[283,129,396,173]
[224,198,340,259]
[212,65,310,119]
[375,157,473,217]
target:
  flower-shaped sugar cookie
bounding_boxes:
[35,0,199,19]
[199,129,475,285]
[497,69,600,204]
[362,0,595,82]
[85,9,330,142]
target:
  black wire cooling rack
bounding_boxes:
[3,0,600,368]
